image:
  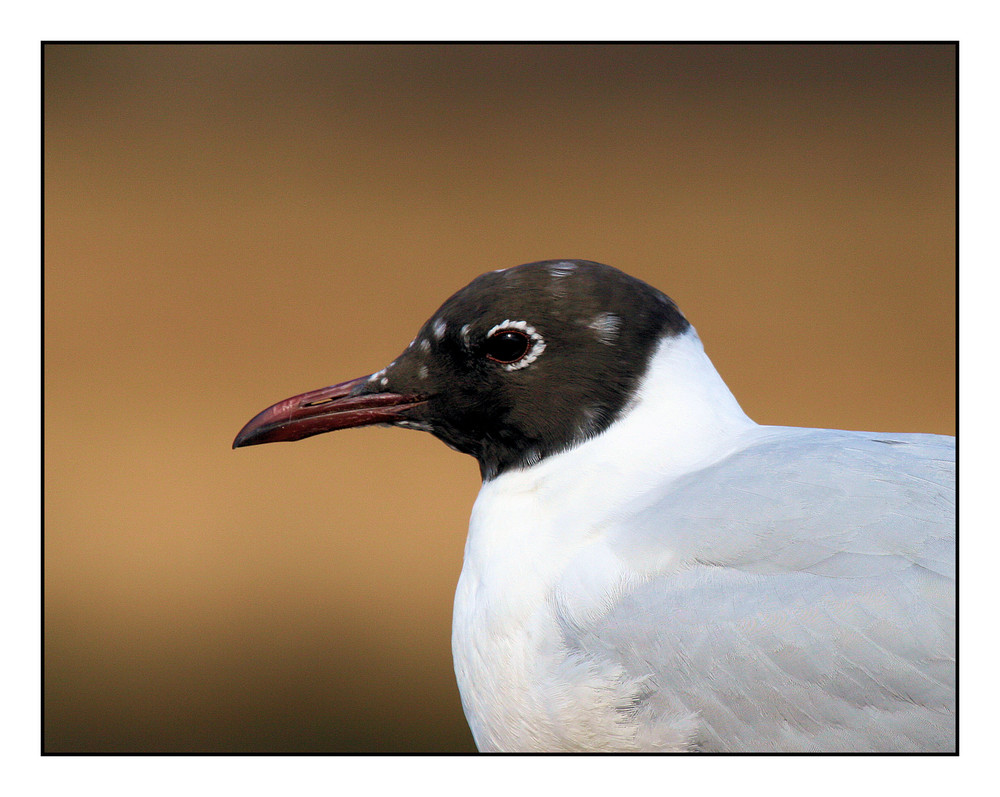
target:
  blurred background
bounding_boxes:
[44,43,955,753]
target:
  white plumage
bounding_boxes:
[452,328,954,752]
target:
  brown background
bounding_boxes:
[44,43,955,753]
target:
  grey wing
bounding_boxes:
[558,429,955,752]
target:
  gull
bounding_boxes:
[234,259,955,752]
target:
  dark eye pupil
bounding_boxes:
[485,330,530,363]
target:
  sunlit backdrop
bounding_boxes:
[45,43,955,752]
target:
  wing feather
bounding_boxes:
[555,428,955,751]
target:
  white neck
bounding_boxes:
[462,326,758,620]
[479,326,756,515]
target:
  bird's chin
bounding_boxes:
[232,376,428,448]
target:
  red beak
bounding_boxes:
[232,375,428,448]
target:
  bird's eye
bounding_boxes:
[485,330,530,364]
[484,320,546,370]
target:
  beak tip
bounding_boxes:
[233,417,285,448]
[232,415,276,449]
[232,429,254,449]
